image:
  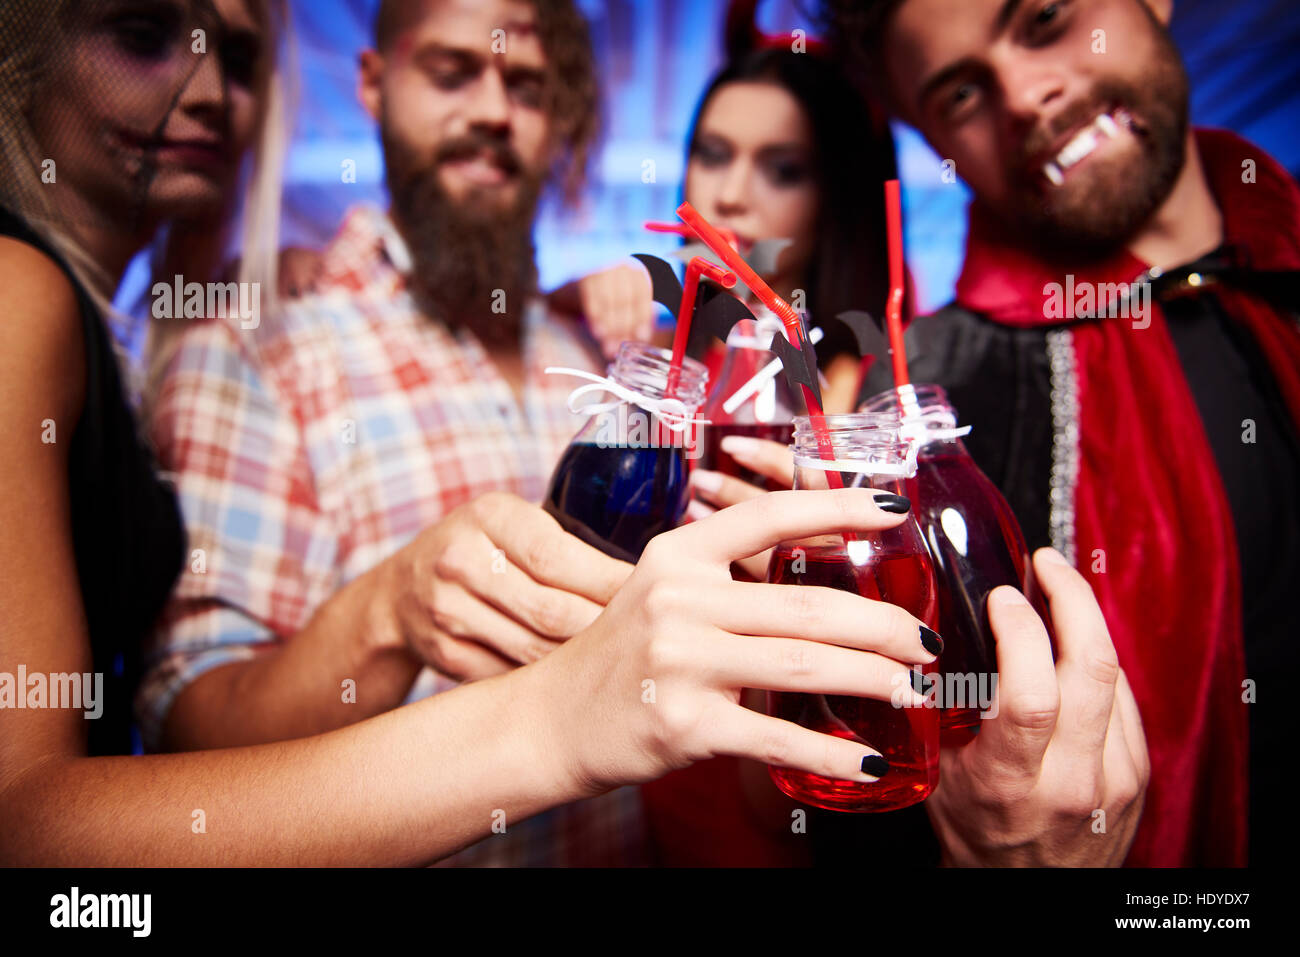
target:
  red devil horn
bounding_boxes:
[724,0,764,58]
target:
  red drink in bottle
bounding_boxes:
[700,421,795,486]
[765,414,941,813]
[695,313,796,491]
[545,343,708,560]
[862,384,1050,745]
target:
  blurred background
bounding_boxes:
[277,0,1300,315]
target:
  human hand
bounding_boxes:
[549,263,657,360]
[686,435,795,578]
[536,487,940,796]
[924,548,1150,866]
[382,492,632,681]
[278,246,324,298]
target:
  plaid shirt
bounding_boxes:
[140,205,648,866]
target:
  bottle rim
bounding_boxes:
[612,341,708,407]
[790,413,914,475]
[792,411,903,438]
[859,383,960,431]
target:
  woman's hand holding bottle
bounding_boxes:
[523,487,939,797]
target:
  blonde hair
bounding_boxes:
[0,0,117,300]
[147,0,297,401]
[0,0,295,392]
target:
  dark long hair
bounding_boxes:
[685,43,899,364]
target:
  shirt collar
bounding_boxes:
[375,211,414,276]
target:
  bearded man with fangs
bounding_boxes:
[821,0,1300,867]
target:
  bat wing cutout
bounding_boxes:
[833,310,890,361]
[902,318,938,365]
[632,253,683,319]
[747,238,793,277]
[670,242,714,263]
[694,291,757,350]
[768,330,824,410]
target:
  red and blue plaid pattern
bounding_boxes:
[140,205,647,866]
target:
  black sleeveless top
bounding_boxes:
[1,207,185,756]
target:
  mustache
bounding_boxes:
[432,133,525,178]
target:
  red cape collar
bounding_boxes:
[953,128,1300,326]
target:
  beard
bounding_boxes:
[382,124,544,341]
[996,29,1190,262]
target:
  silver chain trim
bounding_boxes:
[1046,328,1081,566]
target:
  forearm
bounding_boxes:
[162,562,422,751]
[2,663,580,866]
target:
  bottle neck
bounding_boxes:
[610,341,706,407]
[790,413,914,490]
[702,318,796,424]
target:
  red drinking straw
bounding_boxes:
[854,180,910,398]
[675,202,853,506]
[676,202,817,407]
[645,220,738,249]
[667,257,737,398]
[883,180,910,389]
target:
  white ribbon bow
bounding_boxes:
[544,367,704,433]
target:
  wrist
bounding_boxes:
[354,557,419,666]
[511,647,605,805]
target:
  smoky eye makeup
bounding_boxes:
[100,0,185,62]
[764,158,810,186]
[758,149,811,187]
[219,30,263,89]
[689,134,733,167]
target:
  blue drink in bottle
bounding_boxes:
[545,342,708,562]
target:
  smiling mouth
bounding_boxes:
[112,129,227,167]
[1040,107,1140,186]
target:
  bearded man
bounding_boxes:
[141,0,647,865]
[826,0,1300,866]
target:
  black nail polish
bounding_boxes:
[860,754,890,777]
[920,625,944,656]
[873,492,911,514]
[909,669,929,695]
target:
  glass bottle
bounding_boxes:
[544,341,708,563]
[696,310,797,489]
[766,413,941,812]
[860,383,1045,745]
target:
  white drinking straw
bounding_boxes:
[722,326,825,415]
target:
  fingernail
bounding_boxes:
[989,585,1029,607]
[690,469,723,494]
[909,669,929,696]
[920,625,944,656]
[720,435,761,460]
[1038,547,1070,566]
[860,753,890,777]
[685,499,715,522]
[873,492,911,514]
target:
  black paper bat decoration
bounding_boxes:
[831,310,890,362]
[901,317,938,365]
[692,290,757,352]
[632,253,682,319]
[631,253,758,359]
[767,328,824,410]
